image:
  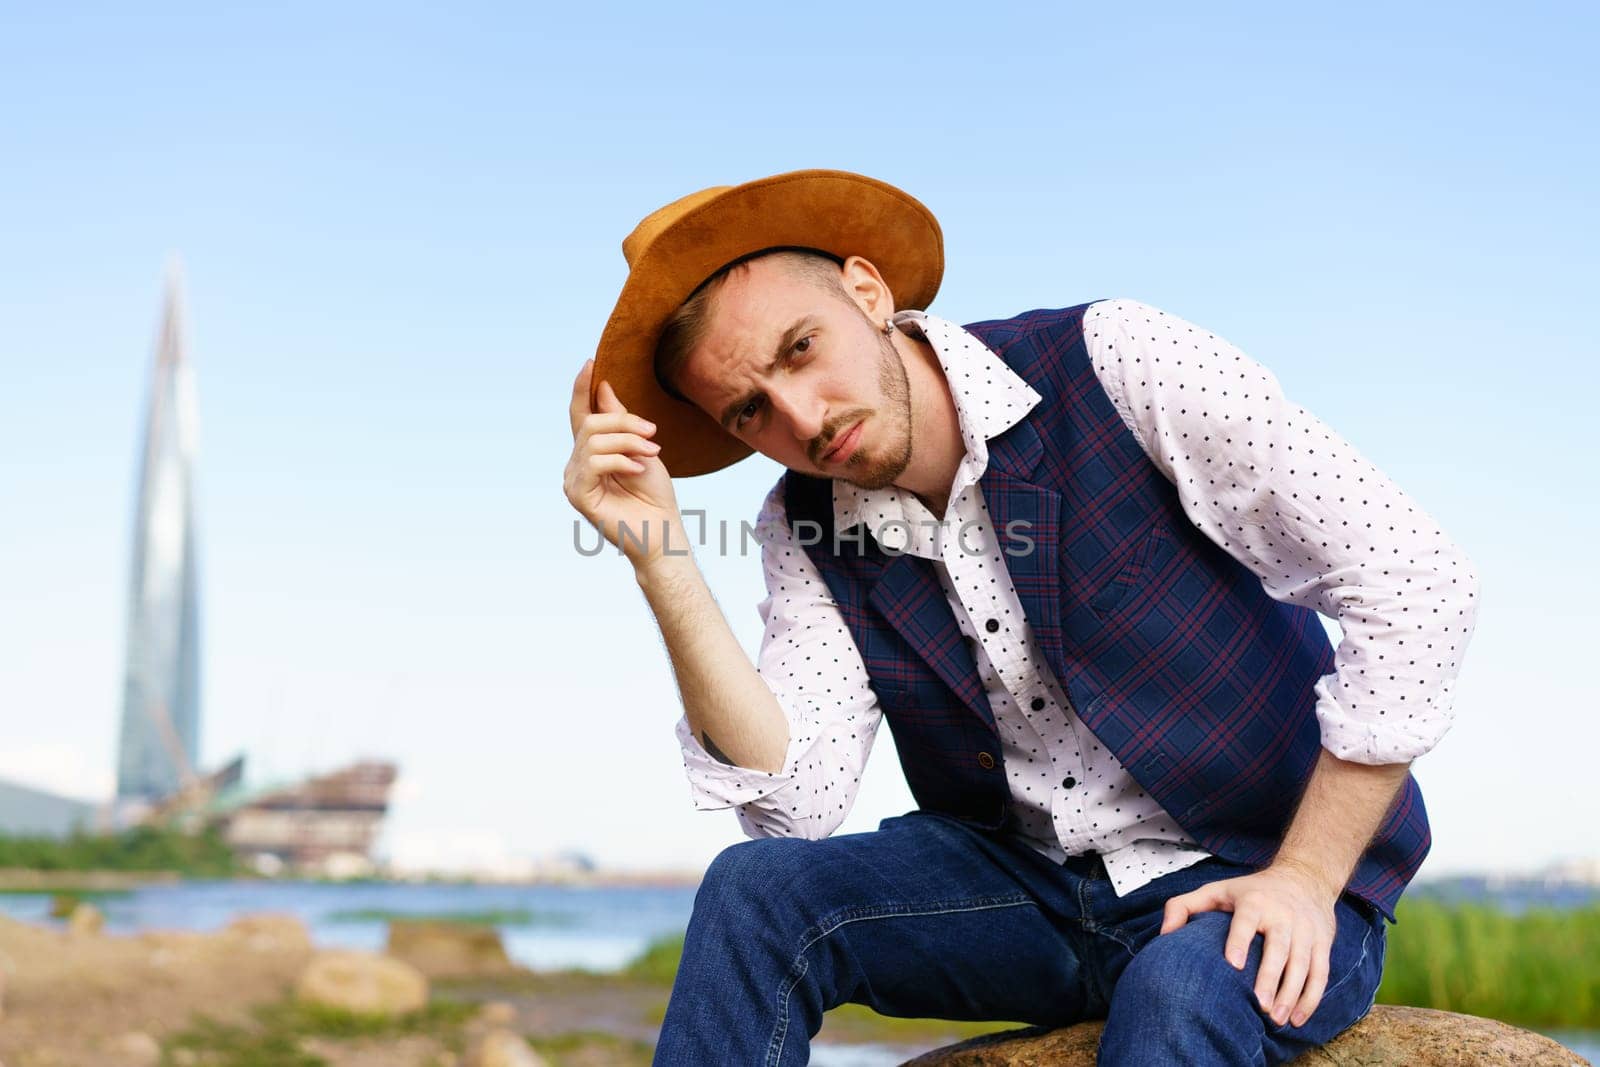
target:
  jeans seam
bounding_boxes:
[765,894,1036,1067]
[1353,922,1388,1024]
[1318,915,1375,1002]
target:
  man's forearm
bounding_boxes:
[635,548,790,774]
[1272,747,1412,898]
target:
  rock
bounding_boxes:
[386,919,514,979]
[293,949,428,1018]
[903,1021,1099,1065]
[466,1028,548,1067]
[902,1006,1592,1065]
[224,912,313,952]
[104,1030,161,1066]
[48,892,82,919]
[1291,1006,1592,1065]
[67,902,104,936]
[476,1000,518,1027]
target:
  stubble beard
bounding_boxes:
[835,328,914,491]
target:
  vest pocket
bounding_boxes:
[1088,523,1167,619]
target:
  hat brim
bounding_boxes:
[591,169,943,478]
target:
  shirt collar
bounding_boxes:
[831,309,1041,540]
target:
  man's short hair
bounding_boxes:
[653,247,848,405]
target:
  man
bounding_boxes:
[563,169,1480,1065]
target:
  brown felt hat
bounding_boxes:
[591,168,944,477]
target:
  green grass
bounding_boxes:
[1377,899,1600,1028]
[621,931,687,984]
[527,1029,656,1066]
[0,825,243,877]
[163,1016,326,1067]
[283,1000,477,1038]
[820,1003,1031,1042]
[160,998,477,1066]
[324,907,577,927]
[160,995,653,1067]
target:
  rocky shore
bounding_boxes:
[0,908,933,1066]
[0,908,659,1066]
[0,908,315,1065]
[3,907,1587,1066]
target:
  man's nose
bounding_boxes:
[771,388,826,448]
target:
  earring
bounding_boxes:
[882,318,896,335]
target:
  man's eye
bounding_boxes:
[735,398,763,428]
[793,336,812,356]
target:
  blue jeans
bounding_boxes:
[653,809,1386,1066]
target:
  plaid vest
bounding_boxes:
[779,301,1429,920]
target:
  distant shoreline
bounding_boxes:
[0,867,703,891]
[12,867,1600,897]
[0,868,183,891]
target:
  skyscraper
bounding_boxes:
[116,267,203,802]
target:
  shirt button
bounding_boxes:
[977,751,996,770]
[1061,776,1076,789]
[1031,697,1046,711]
[985,618,1000,633]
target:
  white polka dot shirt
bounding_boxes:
[674,298,1481,897]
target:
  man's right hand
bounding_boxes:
[565,361,794,781]
[564,359,686,568]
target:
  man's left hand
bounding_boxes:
[1159,861,1340,1028]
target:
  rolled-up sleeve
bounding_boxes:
[674,481,884,838]
[1084,298,1482,764]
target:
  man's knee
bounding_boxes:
[1098,913,1274,1064]
[1112,913,1262,1031]
[693,835,826,923]
[1105,904,1384,1065]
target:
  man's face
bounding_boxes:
[675,256,913,489]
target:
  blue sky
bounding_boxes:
[1,3,1594,877]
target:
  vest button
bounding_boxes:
[1062,776,1076,789]
[985,618,1000,633]
[977,751,996,770]
[1030,697,1046,711]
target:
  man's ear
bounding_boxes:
[840,255,896,321]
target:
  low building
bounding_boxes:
[211,760,397,877]
[0,777,101,838]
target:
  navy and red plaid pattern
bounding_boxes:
[779,302,1429,921]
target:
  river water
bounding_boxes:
[1,879,1593,1063]
[0,878,697,971]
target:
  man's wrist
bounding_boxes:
[634,542,701,593]
[1269,852,1345,903]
